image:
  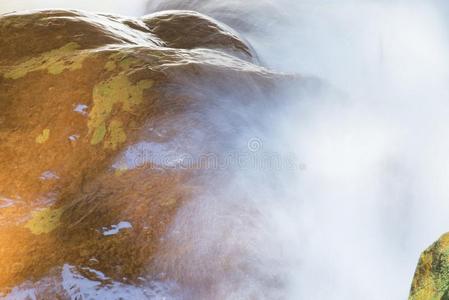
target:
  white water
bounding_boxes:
[146,1,449,299]
[2,0,449,299]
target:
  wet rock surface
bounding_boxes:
[146,0,284,34]
[0,8,296,298]
[409,233,449,300]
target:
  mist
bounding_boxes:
[3,0,449,299]
[146,1,449,299]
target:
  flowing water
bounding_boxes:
[2,0,449,299]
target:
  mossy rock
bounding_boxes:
[0,8,294,296]
[410,233,449,300]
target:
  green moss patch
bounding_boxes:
[88,54,154,149]
[4,42,88,79]
[24,207,63,235]
[35,129,50,144]
[410,233,449,300]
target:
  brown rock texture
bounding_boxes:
[0,8,290,297]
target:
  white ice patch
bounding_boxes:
[101,221,133,236]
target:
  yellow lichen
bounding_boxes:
[24,207,63,235]
[409,235,449,300]
[105,120,127,150]
[114,164,129,176]
[118,57,141,70]
[89,74,133,131]
[35,129,50,144]
[439,233,449,251]
[410,289,440,300]
[160,197,177,207]
[91,123,107,145]
[88,72,153,148]
[88,53,154,148]
[410,252,438,300]
[104,60,116,71]
[4,42,87,79]
[106,54,141,71]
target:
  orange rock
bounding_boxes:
[0,9,291,296]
